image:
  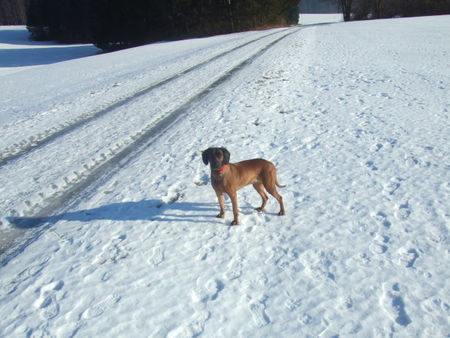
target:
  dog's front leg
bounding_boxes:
[228,191,240,225]
[215,191,225,218]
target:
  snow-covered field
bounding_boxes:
[0,26,99,76]
[1,16,449,337]
[299,13,343,25]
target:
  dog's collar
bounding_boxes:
[213,164,228,175]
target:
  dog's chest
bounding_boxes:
[211,173,224,186]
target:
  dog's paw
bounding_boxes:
[216,212,225,219]
[231,220,240,226]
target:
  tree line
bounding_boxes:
[337,0,450,21]
[3,0,449,50]
[24,0,299,50]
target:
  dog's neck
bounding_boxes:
[212,164,228,175]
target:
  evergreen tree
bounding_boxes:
[0,0,26,25]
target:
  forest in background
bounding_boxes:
[24,0,299,50]
[0,0,25,24]
[337,0,450,21]
[1,0,450,50]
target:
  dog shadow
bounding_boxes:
[7,199,219,229]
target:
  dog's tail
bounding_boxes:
[276,181,287,188]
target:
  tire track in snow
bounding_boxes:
[0,29,288,168]
[1,27,302,260]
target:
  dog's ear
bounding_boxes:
[221,148,230,164]
[202,149,210,165]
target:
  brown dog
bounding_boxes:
[202,147,286,225]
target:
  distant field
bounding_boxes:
[299,13,344,25]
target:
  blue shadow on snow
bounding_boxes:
[7,199,219,229]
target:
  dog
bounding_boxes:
[202,147,286,225]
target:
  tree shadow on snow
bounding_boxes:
[7,199,220,229]
[0,28,99,68]
[0,46,100,68]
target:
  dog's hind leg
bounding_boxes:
[265,185,285,216]
[253,182,269,212]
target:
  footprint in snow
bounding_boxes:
[167,311,210,338]
[364,160,378,171]
[84,294,121,319]
[383,177,401,196]
[162,184,186,204]
[191,278,224,305]
[297,313,330,336]
[196,246,215,262]
[299,249,336,282]
[371,211,391,229]
[370,143,383,152]
[94,239,129,264]
[369,242,387,255]
[380,282,411,327]
[404,153,420,167]
[223,257,243,281]
[148,246,165,266]
[426,227,446,244]
[2,255,51,297]
[34,280,64,320]
[421,297,450,317]
[246,296,270,328]
[370,233,389,255]
[395,201,411,220]
[284,291,302,311]
[397,244,419,268]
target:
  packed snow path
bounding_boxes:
[1,17,449,337]
[0,28,292,167]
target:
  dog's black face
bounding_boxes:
[202,147,230,170]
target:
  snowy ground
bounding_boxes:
[0,26,99,76]
[299,13,343,25]
[1,16,449,337]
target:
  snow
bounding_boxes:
[1,16,449,337]
[299,13,344,25]
[0,26,100,76]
